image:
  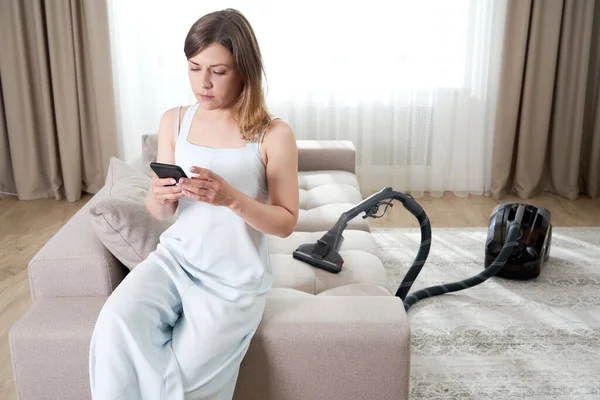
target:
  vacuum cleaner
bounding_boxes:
[292,187,552,311]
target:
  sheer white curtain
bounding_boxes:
[107,0,507,197]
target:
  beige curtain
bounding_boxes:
[0,0,118,202]
[491,0,600,200]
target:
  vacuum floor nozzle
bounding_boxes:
[292,246,343,273]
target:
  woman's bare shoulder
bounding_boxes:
[262,118,296,155]
[264,118,294,140]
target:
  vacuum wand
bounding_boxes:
[292,186,431,293]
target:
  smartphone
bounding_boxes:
[150,162,188,185]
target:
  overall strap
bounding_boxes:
[258,117,281,152]
[173,106,182,143]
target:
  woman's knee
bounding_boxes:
[93,292,143,338]
[94,262,164,330]
[93,287,178,349]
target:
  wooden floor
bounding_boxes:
[364,190,600,229]
[1,190,599,399]
[0,193,95,399]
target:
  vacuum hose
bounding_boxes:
[293,187,525,312]
[398,193,523,311]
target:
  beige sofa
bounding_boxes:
[9,136,411,400]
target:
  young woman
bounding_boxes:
[89,8,299,399]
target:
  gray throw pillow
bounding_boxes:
[89,157,174,270]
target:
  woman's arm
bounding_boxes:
[228,120,299,237]
[145,107,186,220]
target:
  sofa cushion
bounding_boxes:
[267,284,392,297]
[297,171,369,232]
[318,283,391,296]
[268,230,389,295]
[267,288,314,297]
[89,157,175,270]
[11,295,410,400]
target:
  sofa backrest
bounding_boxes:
[141,134,356,175]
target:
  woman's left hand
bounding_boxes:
[177,166,237,207]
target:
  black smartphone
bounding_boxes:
[150,162,188,185]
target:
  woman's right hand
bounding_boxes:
[150,175,185,205]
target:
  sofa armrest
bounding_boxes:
[141,134,157,177]
[238,295,410,400]
[28,187,128,301]
[296,140,356,174]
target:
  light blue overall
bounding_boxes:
[89,103,273,399]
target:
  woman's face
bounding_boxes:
[187,43,244,110]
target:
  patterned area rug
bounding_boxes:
[371,227,600,400]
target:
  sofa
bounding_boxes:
[9,135,411,400]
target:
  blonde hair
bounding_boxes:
[184,9,271,141]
